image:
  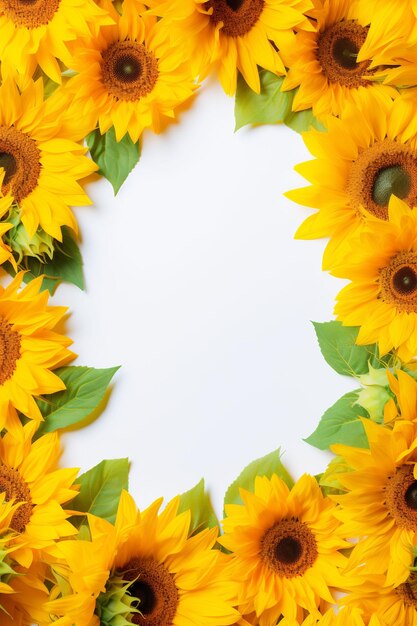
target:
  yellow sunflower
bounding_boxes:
[279,607,387,626]
[0,562,50,626]
[218,473,348,625]
[62,0,197,143]
[343,571,417,626]
[0,0,112,82]
[46,489,239,625]
[332,418,417,586]
[287,98,417,269]
[147,0,315,95]
[332,197,417,361]
[356,0,417,87]
[0,421,79,568]
[0,78,97,240]
[0,272,75,428]
[383,369,417,425]
[279,0,398,121]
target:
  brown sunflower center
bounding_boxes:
[385,465,417,530]
[204,0,264,37]
[396,573,417,608]
[347,140,417,220]
[317,20,372,88]
[118,557,179,625]
[0,317,21,386]
[379,252,417,313]
[0,464,32,533]
[101,41,159,103]
[259,518,318,578]
[0,127,41,203]
[1,0,60,28]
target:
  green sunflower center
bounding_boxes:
[0,317,21,386]
[117,557,179,626]
[317,20,372,88]
[385,465,417,530]
[347,140,417,221]
[2,0,60,28]
[0,127,41,203]
[372,165,412,206]
[0,463,32,533]
[205,0,265,37]
[260,518,318,578]
[101,41,159,103]
[380,252,417,313]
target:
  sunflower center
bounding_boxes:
[101,41,159,103]
[380,252,417,313]
[0,464,32,533]
[372,166,412,206]
[118,557,179,625]
[347,140,417,220]
[205,0,264,38]
[317,20,372,88]
[0,127,41,203]
[385,465,417,530]
[259,518,318,578]
[396,573,417,608]
[0,317,21,386]
[1,0,60,28]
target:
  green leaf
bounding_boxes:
[284,106,326,133]
[86,126,140,195]
[234,71,292,130]
[305,391,369,451]
[234,71,324,134]
[36,366,119,436]
[224,448,294,510]
[178,479,219,534]
[313,321,393,377]
[5,227,84,294]
[71,458,129,525]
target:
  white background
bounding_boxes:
[54,78,355,517]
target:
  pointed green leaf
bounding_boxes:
[305,391,369,451]
[36,366,120,436]
[87,126,140,194]
[71,458,129,525]
[224,448,293,510]
[5,226,84,294]
[178,479,219,535]
[284,106,326,133]
[234,71,292,130]
[313,321,393,377]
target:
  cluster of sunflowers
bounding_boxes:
[1,0,417,624]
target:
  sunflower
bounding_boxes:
[0,78,97,241]
[343,571,417,626]
[218,473,348,625]
[383,369,417,425]
[61,0,198,143]
[287,98,417,269]
[46,489,239,625]
[0,0,112,82]
[356,0,417,87]
[332,197,417,361]
[0,421,79,568]
[279,0,398,122]
[147,0,314,95]
[279,607,386,626]
[0,562,50,626]
[0,272,75,428]
[332,418,417,586]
